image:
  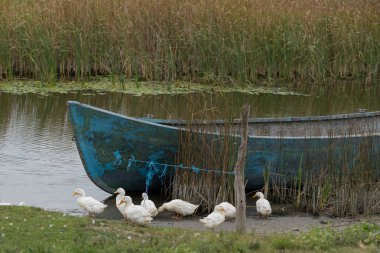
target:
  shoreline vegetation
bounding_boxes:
[0,206,379,252]
[0,80,308,96]
[0,0,379,85]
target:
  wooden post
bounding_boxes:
[234,104,250,234]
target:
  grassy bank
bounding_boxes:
[0,0,379,84]
[0,206,379,252]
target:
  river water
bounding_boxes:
[1,84,380,214]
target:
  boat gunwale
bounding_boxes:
[67,101,380,139]
[151,112,380,125]
[67,101,180,131]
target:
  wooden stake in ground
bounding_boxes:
[234,104,250,234]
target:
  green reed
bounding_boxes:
[0,0,378,84]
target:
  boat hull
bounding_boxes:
[68,101,380,193]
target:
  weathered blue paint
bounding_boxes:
[69,101,180,193]
[68,101,380,193]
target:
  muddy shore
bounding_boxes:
[95,195,380,233]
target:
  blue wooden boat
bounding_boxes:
[68,101,380,194]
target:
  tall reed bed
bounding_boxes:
[0,0,379,83]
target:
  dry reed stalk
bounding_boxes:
[267,130,380,217]
[171,121,238,212]
[169,96,238,212]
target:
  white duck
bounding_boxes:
[200,206,226,232]
[140,193,158,217]
[253,192,272,218]
[119,196,153,226]
[72,188,107,216]
[215,202,236,219]
[158,199,199,219]
[115,193,128,221]
[114,187,126,215]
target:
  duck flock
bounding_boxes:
[72,187,272,231]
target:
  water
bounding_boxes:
[1,83,380,214]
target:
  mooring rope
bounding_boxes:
[124,155,236,175]
[112,150,235,193]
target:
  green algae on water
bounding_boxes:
[0,80,308,96]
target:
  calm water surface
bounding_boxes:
[1,84,380,214]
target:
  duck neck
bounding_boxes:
[116,199,124,207]
[116,194,124,203]
[256,192,265,199]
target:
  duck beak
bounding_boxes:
[113,191,118,194]
[252,195,257,199]
[72,192,77,196]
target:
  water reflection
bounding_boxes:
[1,83,380,213]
